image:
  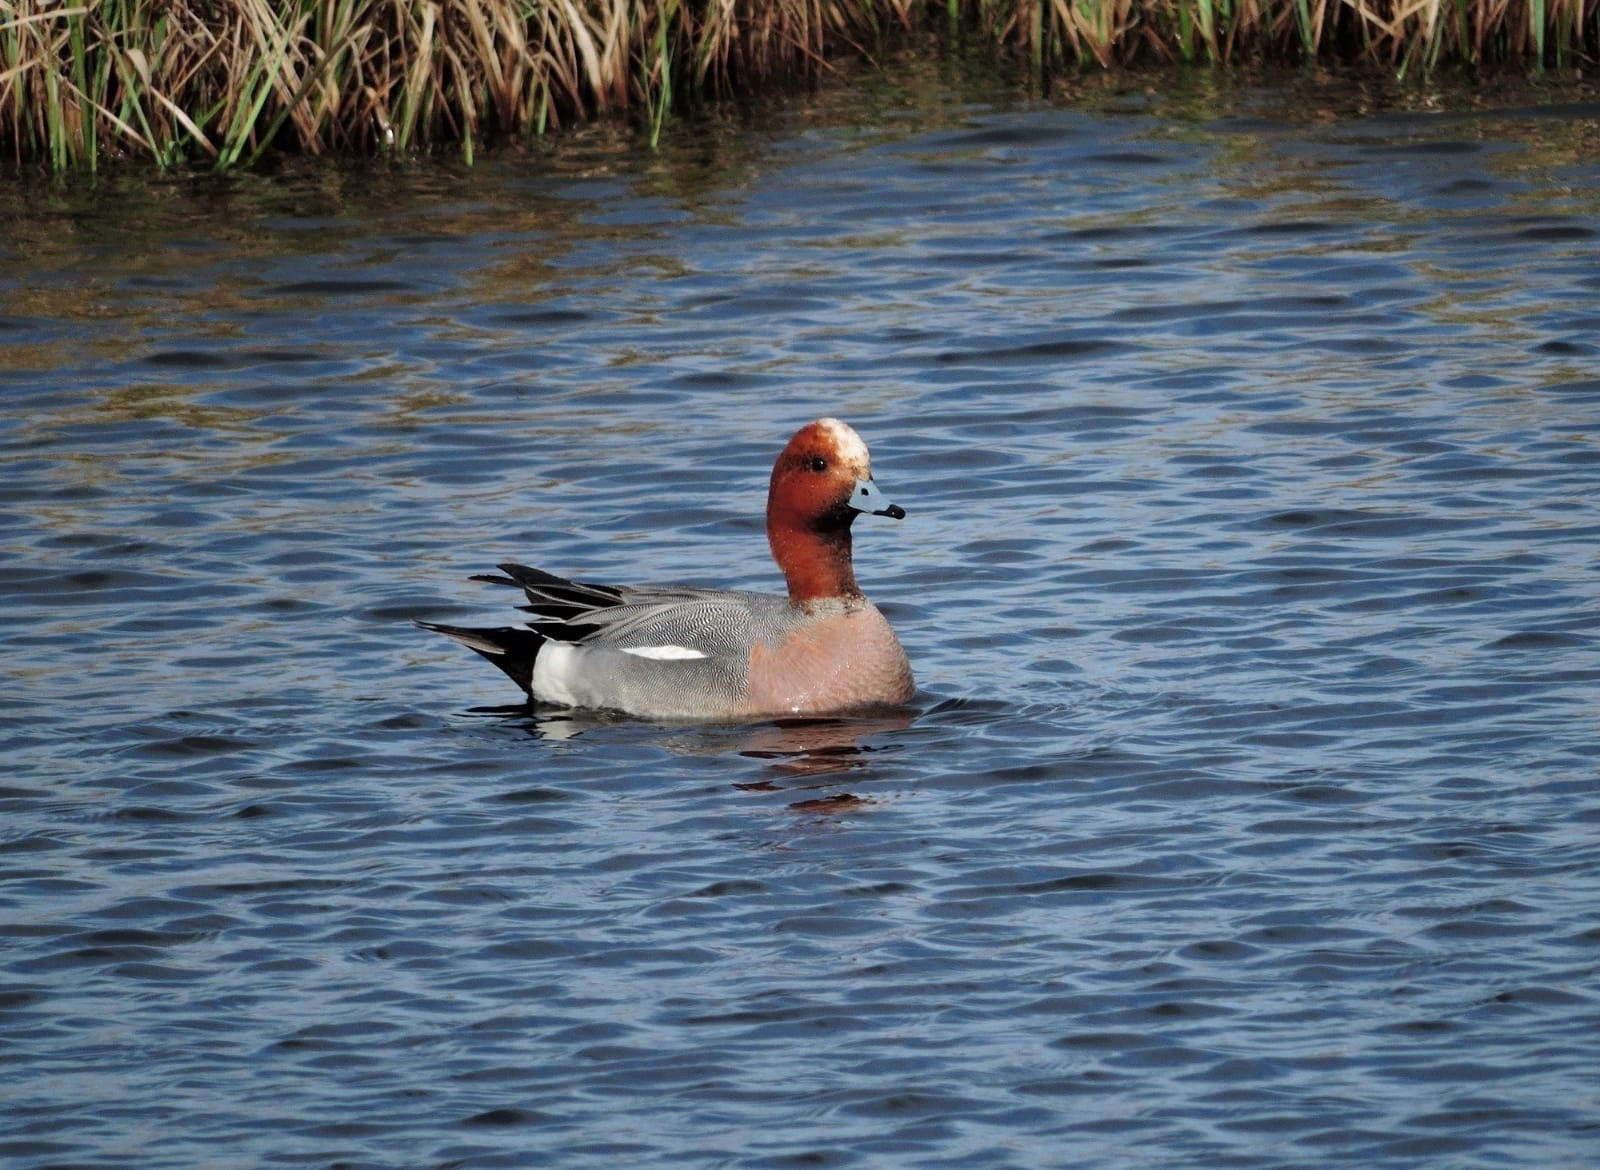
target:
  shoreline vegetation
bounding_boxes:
[2,1,1597,172]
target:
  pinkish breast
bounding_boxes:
[741,602,914,716]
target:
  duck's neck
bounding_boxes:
[769,520,861,604]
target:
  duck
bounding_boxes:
[419,417,915,720]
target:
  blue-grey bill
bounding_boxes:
[849,477,906,520]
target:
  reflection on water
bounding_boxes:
[731,714,915,777]
[2,64,1599,1170]
[521,709,916,791]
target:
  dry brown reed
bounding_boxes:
[1,0,1595,170]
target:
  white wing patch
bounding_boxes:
[620,645,708,661]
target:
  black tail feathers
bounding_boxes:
[416,620,545,695]
[471,563,625,620]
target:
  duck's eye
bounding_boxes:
[808,456,828,473]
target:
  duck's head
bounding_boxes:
[766,418,903,602]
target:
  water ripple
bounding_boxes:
[2,74,1598,1170]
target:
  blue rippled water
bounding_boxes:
[2,70,1598,1169]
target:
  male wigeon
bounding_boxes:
[419,418,915,720]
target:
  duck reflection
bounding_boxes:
[729,712,913,777]
[719,711,916,812]
[481,705,914,810]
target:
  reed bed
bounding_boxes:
[2,0,1596,170]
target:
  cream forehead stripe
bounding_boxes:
[816,417,871,468]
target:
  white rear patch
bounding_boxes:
[530,641,581,706]
[620,645,708,661]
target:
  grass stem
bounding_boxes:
[1,0,1594,171]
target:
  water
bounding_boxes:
[3,68,1599,1169]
